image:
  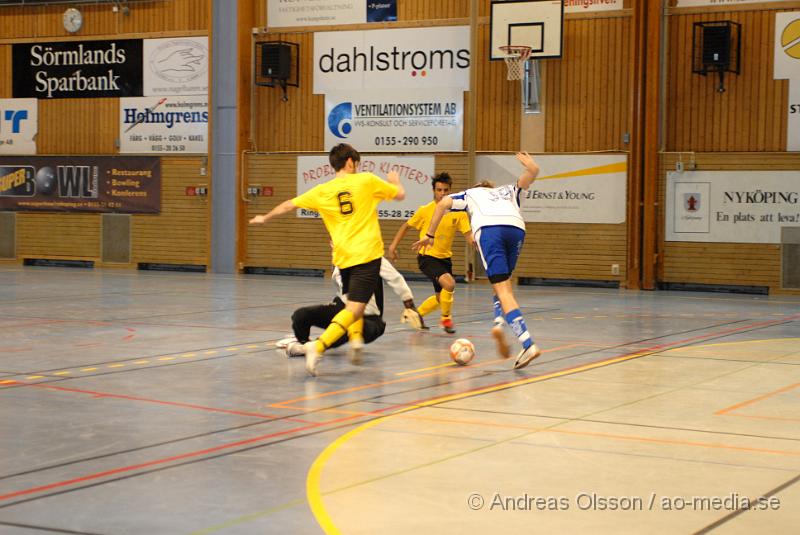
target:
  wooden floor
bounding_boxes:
[0,266,798,534]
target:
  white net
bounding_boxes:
[500,46,532,81]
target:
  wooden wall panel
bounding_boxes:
[0,45,10,98]
[253,32,324,152]
[0,1,207,40]
[0,0,209,268]
[545,14,632,152]
[517,223,627,282]
[132,157,209,266]
[658,153,800,295]
[665,8,798,152]
[38,99,118,155]
[17,213,101,259]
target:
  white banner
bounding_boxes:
[0,98,37,155]
[270,0,366,27]
[666,171,800,243]
[324,89,463,152]
[677,0,796,6]
[790,80,800,151]
[775,12,800,81]
[268,0,396,27]
[564,0,623,13]
[296,155,434,219]
[476,154,628,224]
[119,96,208,154]
[143,37,209,96]
[313,26,471,94]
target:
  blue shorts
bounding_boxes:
[475,225,525,283]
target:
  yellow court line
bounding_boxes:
[158,357,175,361]
[395,362,456,376]
[26,376,43,380]
[306,336,800,533]
[306,347,655,534]
[53,371,70,376]
[108,364,125,368]
[81,368,98,372]
[133,360,149,364]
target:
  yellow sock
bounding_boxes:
[347,318,364,341]
[417,295,440,316]
[315,309,355,354]
[440,288,454,319]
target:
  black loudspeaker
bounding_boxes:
[701,25,730,67]
[261,43,291,80]
[692,21,741,92]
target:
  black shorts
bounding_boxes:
[417,255,453,294]
[339,257,381,304]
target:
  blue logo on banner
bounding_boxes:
[328,102,353,139]
[367,1,397,23]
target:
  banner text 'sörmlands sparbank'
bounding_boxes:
[318,46,470,73]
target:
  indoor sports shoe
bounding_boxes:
[305,342,321,376]
[348,335,364,365]
[513,344,541,370]
[276,335,297,349]
[440,317,456,334]
[400,308,428,330]
[284,341,305,358]
[491,325,512,359]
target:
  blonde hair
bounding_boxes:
[472,180,495,188]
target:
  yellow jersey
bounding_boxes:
[408,200,471,259]
[292,172,399,269]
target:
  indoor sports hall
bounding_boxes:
[0,1,799,534]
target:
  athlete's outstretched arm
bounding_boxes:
[386,170,406,201]
[248,199,297,224]
[411,196,453,252]
[516,152,540,190]
[388,222,411,263]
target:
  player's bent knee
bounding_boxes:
[488,273,511,284]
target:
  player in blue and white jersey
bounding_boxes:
[412,152,541,369]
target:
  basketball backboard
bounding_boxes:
[490,0,563,60]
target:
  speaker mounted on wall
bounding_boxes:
[692,21,741,93]
[255,41,299,102]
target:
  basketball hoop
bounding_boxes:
[499,45,532,81]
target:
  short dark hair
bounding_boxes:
[329,143,360,171]
[432,172,452,189]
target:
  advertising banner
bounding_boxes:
[13,40,143,99]
[143,37,209,96]
[476,154,628,224]
[120,96,208,154]
[324,89,463,152]
[0,156,160,213]
[296,155,434,219]
[0,99,37,155]
[268,0,396,27]
[666,171,800,244]
[564,0,622,13]
[313,26,471,93]
[790,80,800,151]
[775,12,800,81]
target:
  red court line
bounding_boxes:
[2,315,795,503]
[24,383,311,423]
[0,412,368,502]
[716,383,800,415]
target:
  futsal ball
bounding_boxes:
[449,338,475,366]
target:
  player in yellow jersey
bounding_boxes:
[249,143,405,376]
[388,173,474,334]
